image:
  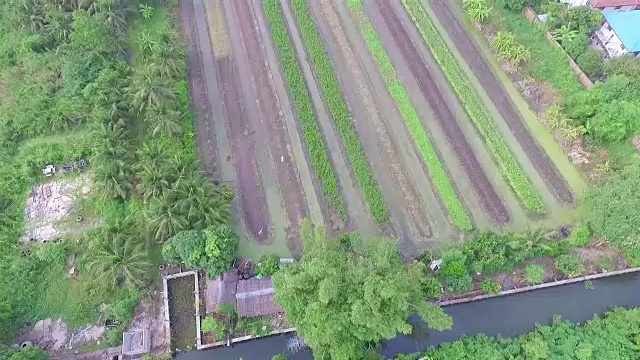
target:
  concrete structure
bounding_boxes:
[561,0,590,6]
[593,10,640,57]
[590,0,640,13]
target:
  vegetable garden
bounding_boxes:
[182,0,583,257]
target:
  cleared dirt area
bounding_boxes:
[376,0,509,224]
[429,0,574,205]
[227,0,308,254]
[178,0,218,179]
[196,0,270,244]
[311,0,434,247]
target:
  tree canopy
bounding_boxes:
[272,221,452,360]
[162,225,238,277]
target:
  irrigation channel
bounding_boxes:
[177,272,640,359]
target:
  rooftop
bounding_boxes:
[604,10,640,52]
[591,0,640,7]
[205,272,282,318]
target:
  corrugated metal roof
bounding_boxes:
[591,0,640,7]
[604,10,640,51]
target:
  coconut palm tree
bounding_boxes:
[129,64,176,114]
[144,196,189,241]
[144,105,183,138]
[86,230,151,289]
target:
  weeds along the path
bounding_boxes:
[284,0,389,223]
[402,0,545,214]
[263,0,345,217]
[348,0,472,231]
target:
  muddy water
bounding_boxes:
[176,272,640,359]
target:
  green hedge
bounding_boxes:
[349,1,472,230]
[403,0,545,213]
[263,0,345,216]
[290,0,388,223]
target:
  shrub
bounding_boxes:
[440,261,472,293]
[561,32,588,59]
[236,316,273,337]
[496,0,526,11]
[201,316,225,339]
[272,355,288,360]
[421,276,443,299]
[481,279,502,294]
[576,50,604,79]
[524,264,545,285]
[555,254,583,278]
[596,256,615,272]
[566,226,590,248]
[256,254,280,276]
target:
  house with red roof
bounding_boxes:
[590,0,640,13]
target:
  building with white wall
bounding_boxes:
[593,10,640,57]
[590,0,640,13]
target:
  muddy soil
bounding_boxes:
[430,0,574,205]
[312,0,433,246]
[202,0,270,243]
[228,0,308,254]
[376,0,509,224]
[178,0,219,179]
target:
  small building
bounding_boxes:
[205,271,282,318]
[590,0,640,13]
[593,10,640,57]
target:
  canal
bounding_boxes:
[177,272,640,359]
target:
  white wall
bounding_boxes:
[602,5,640,13]
[596,22,629,57]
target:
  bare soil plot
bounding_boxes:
[178,0,219,179]
[429,0,574,205]
[310,0,434,248]
[376,0,509,224]
[202,0,270,243]
[226,0,309,255]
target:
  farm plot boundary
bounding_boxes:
[401,0,545,214]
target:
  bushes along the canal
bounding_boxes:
[399,307,640,359]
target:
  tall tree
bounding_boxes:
[273,221,452,360]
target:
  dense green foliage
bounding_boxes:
[262,0,345,216]
[491,31,531,65]
[273,220,451,360]
[575,49,604,79]
[162,225,238,277]
[403,0,545,213]
[256,253,281,276]
[409,307,640,359]
[348,0,472,230]
[0,0,231,342]
[555,254,583,278]
[290,0,389,224]
[201,316,225,339]
[585,162,640,265]
[0,346,49,360]
[493,4,640,150]
[524,264,545,284]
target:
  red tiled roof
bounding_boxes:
[591,0,640,7]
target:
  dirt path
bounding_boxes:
[226,0,309,255]
[429,0,574,205]
[278,0,378,237]
[375,0,509,224]
[178,0,219,179]
[203,0,270,243]
[310,0,435,250]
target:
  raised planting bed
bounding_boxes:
[166,273,199,352]
[402,0,545,214]
[348,0,472,231]
[289,0,389,224]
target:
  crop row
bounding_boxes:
[402,0,545,213]
[290,0,389,224]
[347,0,472,231]
[263,0,345,216]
